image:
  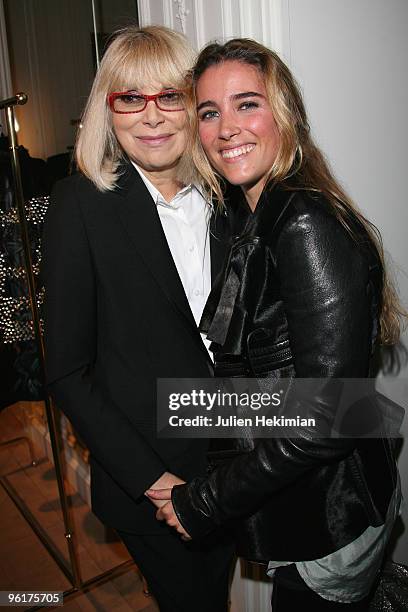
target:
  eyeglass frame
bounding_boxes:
[107,89,186,114]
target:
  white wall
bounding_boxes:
[137,0,283,51]
[282,0,408,563]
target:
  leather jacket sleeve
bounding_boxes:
[171,197,381,538]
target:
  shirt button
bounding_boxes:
[189,245,195,252]
[194,289,201,296]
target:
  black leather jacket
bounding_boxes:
[171,185,397,562]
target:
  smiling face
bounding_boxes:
[196,61,280,210]
[111,84,188,184]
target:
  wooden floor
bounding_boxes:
[0,403,159,611]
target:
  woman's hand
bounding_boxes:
[145,472,185,509]
[146,487,192,540]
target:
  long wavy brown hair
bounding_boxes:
[184,38,406,346]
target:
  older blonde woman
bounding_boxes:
[42,26,232,612]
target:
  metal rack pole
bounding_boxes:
[0,92,82,587]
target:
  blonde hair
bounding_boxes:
[188,38,406,345]
[75,25,196,191]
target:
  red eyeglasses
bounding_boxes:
[107,90,186,114]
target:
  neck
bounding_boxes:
[140,168,184,202]
[242,189,259,212]
[242,181,264,212]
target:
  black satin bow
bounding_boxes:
[200,234,262,346]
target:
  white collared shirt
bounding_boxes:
[132,162,212,354]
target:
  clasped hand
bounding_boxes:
[145,473,191,540]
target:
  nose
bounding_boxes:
[218,110,241,140]
[143,99,165,127]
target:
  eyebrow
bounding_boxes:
[197,91,264,111]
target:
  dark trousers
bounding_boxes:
[272,565,375,611]
[117,528,234,612]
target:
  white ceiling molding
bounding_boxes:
[260,0,283,54]
[192,0,206,48]
[137,0,283,54]
[137,0,151,26]
[220,0,234,41]
[238,0,254,39]
[173,0,190,34]
[163,0,174,29]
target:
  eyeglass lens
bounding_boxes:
[113,91,185,112]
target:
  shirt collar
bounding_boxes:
[131,161,193,209]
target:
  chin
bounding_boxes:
[225,178,245,187]
[223,172,255,188]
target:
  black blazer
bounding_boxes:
[42,161,228,533]
[172,186,397,561]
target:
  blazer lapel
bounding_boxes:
[114,162,197,330]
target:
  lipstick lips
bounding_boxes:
[220,144,255,160]
[138,133,174,146]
